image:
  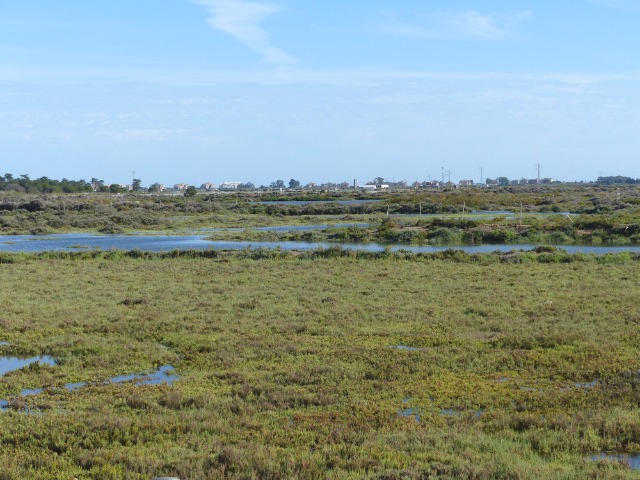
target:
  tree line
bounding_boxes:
[0,174,94,194]
[596,176,640,185]
[2,172,640,195]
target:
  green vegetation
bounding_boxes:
[1,250,640,478]
[1,185,640,247]
[0,174,96,194]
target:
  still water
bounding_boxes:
[1,232,639,254]
[0,356,56,376]
[591,453,640,470]
[0,362,177,412]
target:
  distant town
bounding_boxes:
[0,173,638,195]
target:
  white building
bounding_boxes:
[219,182,242,190]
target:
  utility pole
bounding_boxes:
[446,170,451,184]
[480,167,483,185]
[535,164,542,184]
[520,202,523,226]
[441,167,444,183]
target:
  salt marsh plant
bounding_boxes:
[0,250,639,478]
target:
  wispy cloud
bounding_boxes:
[2,63,638,89]
[195,0,296,64]
[379,10,532,41]
[106,128,188,142]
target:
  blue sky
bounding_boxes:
[1,0,639,186]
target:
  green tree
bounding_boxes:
[288,179,300,189]
[184,185,198,197]
[91,178,104,189]
[132,178,142,191]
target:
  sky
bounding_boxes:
[1,0,639,186]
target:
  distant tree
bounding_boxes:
[373,177,385,185]
[270,180,285,189]
[288,179,300,189]
[109,184,125,194]
[148,183,162,193]
[184,185,198,197]
[496,177,510,186]
[596,176,640,185]
[90,178,105,191]
[17,174,30,188]
[238,182,255,190]
[4,173,14,182]
[132,178,142,191]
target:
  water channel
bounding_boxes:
[0,232,638,254]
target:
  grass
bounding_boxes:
[0,251,639,478]
[1,184,640,234]
[3,191,640,247]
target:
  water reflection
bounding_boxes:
[1,365,178,412]
[398,407,421,422]
[591,453,640,470]
[107,365,177,386]
[65,364,178,392]
[1,232,640,254]
[0,356,56,376]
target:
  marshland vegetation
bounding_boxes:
[1,248,640,478]
[1,184,640,478]
[0,185,639,247]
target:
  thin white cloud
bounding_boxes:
[380,10,532,40]
[195,0,296,64]
[2,63,639,89]
[106,128,188,142]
